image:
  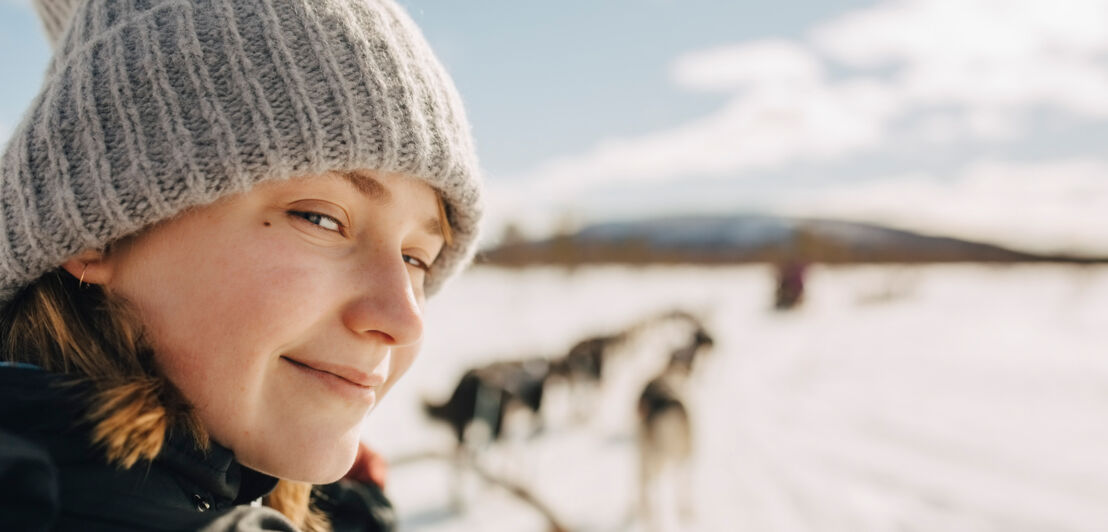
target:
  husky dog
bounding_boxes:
[554,332,627,420]
[637,371,693,531]
[666,326,715,373]
[562,334,623,383]
[555,310,709,423]
[636,327,715,531]
[424,358,554,448]
[423,357,559,509]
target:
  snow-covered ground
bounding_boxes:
[362,264,1108,532]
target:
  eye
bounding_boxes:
[289,210,345,233]
[403,254,431,272]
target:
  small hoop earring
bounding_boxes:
[78,265,88,289]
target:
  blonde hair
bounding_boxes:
[0,271,328,530]
[438,194,455,247]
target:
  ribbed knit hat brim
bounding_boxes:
[0,0,482,304]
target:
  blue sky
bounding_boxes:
[3,0,1108,254]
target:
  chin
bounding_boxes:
[296,458,357,485]
[239,432,361,484]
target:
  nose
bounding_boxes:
[341,253,425,347]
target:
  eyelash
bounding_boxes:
[290,210,432,271]
[404,254,431,272]
[289,210,345,234]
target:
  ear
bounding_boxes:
[60,248,114,285]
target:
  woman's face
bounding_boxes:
[92,170,445,483]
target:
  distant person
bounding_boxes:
[0,0,483,530]
[774,259,807,310]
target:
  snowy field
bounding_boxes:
[362,264,1108,532]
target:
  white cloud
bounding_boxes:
[493,0,1108,255]
[511,0,1108,198]
[671,39,823,92]
[517,46,901,203]
[0,121,11,149]
[814,0,1108,117]
[813,0,1108,67]
[781,157,1108,256]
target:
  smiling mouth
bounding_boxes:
[280,356,380,389]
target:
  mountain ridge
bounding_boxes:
[481,214,1104,266]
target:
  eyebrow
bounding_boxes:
[339,170,446,241]
[340,170,390,202]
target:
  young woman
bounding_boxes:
[0,0,482,530]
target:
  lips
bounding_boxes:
[286,357,381,387]
[281,356,385,395]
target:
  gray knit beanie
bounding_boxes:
[0,0,483,305]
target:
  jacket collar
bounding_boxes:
[0,365,278,505]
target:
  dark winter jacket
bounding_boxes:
[0,365,296,531]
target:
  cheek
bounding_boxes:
[127,231,338,402]
[147,251,285,347]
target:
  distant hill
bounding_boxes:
[480,215,1099,266]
